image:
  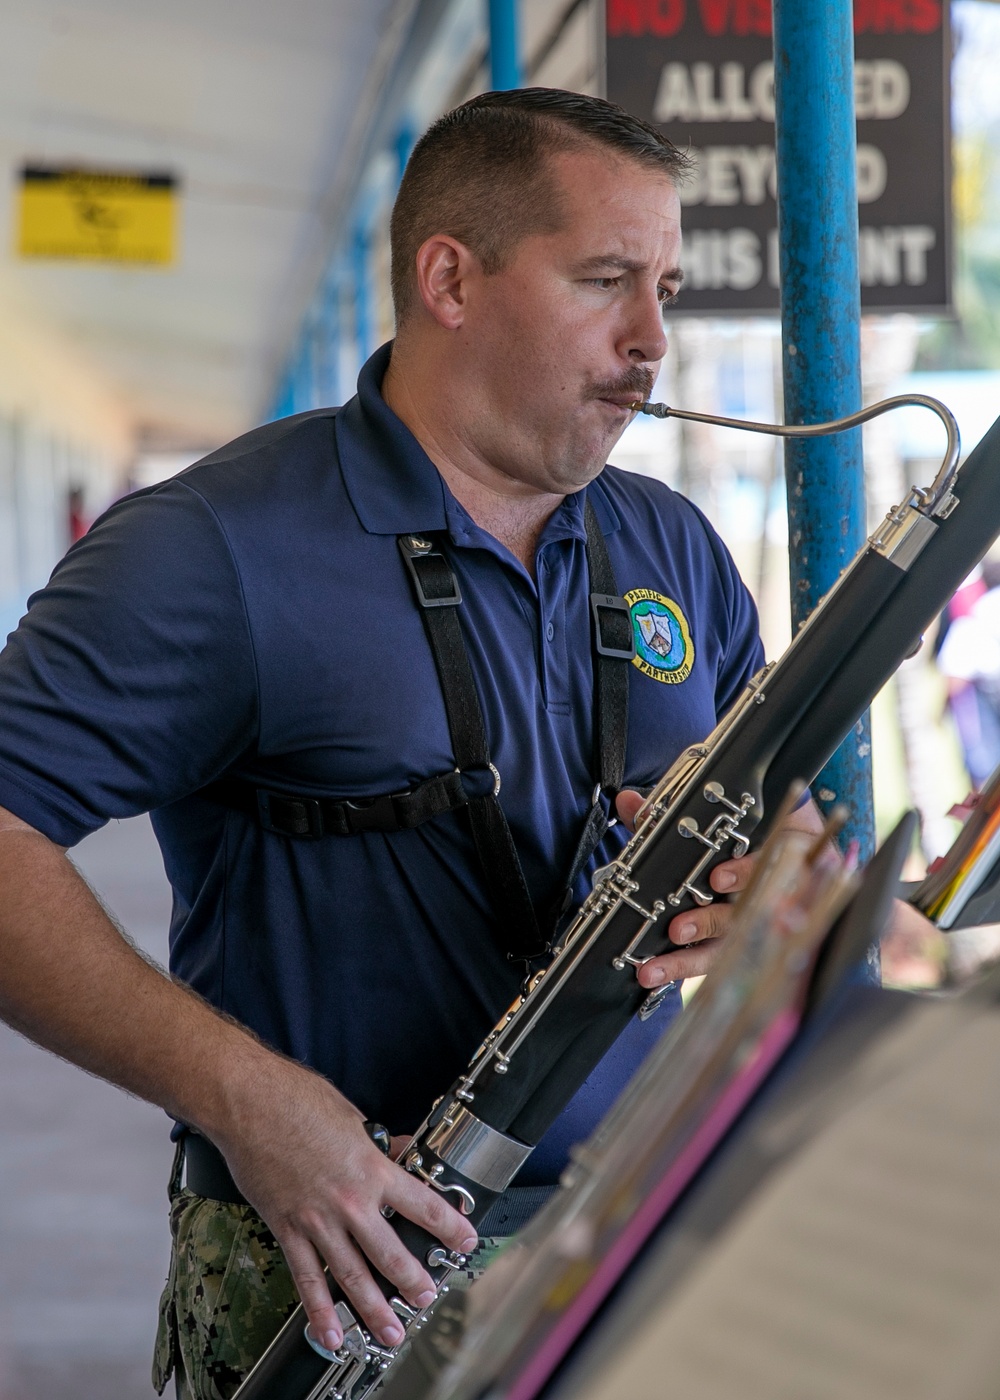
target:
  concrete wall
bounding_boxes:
[0,295,132,638]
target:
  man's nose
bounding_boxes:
[622,288,668,365]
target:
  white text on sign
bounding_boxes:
[680,147,887,206]
[682,225,937,291]
[653,60,910,123]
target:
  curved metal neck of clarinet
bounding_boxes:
[631,393,961,521]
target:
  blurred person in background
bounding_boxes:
[66,484,89,545]
[937,558,1000,788]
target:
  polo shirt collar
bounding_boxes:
[336,342,447,535]
[336,341,620,539]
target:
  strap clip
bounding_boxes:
[590,592,636,660]
[398,534,462,608]
[256,788,325,839]
[343,790,411,832]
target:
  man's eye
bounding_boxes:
[588,277,620,290]
[658,286,680,307]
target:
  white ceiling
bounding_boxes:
[0,0,406,449]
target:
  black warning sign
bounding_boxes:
[606,0,951,313]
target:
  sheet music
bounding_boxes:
[573,999,1000,1400]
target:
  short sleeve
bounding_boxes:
[0,480,258,846]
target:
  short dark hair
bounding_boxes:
[389,87,690,322]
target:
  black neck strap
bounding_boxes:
[398,499,634,962]
[585,500,634,795]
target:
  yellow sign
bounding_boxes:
[17,166,177,265]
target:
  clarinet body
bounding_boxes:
[235,398,1000,1400]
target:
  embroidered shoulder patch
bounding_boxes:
[624,589,694,684]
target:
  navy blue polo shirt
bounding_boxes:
[0,343,763,1182]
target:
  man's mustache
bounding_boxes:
[588,368,656,404]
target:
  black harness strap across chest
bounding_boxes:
[203,500,634,963]
[398,501,633,961]
[587,504,634,794]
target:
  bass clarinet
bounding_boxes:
[236,393,999,1400]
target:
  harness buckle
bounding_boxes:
[590,592,636,660]
[256,788,325,839]
[342,793,397,832]
[398,535,462,608]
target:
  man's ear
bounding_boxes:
[413,234,478,330]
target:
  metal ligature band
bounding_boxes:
[235,392,1000,1400]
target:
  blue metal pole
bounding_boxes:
[394,124,415,186]
[272,365,295,422]
[352,226,372,367]
[488,0,522,90]
[287,337,303,415]
[773,0,876,878]
[314,276,335,406]
[298,320,315,411]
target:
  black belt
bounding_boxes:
[184,1131,247,1204]
[181,1132,554,1237]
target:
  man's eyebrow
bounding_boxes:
[573,255,685,285]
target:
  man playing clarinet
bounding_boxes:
[0,88,822,1397]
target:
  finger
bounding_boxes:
[665,898,736,950]
[638,939,724,985]
[279,1234,346,1355]
[389,1134,412,1162]
[344,1207,441,1312]
[614,789,645,832]
[310,1226,411,1348]
[709,852,756,894]
[386,1162,480,1257]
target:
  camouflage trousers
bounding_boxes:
[152,1146,505,1400]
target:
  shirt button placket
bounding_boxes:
[538,550,570,713]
